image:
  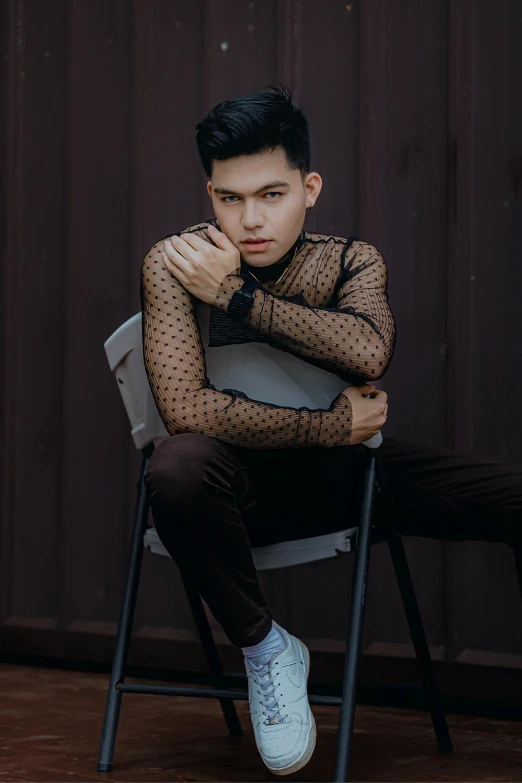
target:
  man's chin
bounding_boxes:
[240,248,282,267]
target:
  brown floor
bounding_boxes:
[0,664,521,782]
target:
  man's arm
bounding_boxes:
[141,236,354,450]
[212,240,396,382]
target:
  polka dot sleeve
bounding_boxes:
[140,233,354,450]
[213,239,395,383]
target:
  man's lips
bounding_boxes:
[242,239,272,251]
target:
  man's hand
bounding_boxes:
[342,384,388,445]
[162,224,241,304]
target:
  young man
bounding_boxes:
[141,87,522,776]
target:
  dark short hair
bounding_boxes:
[195,85,310,178]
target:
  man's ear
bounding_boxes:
[305,171,322,209]
[206,180,213,199]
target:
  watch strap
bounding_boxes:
[226,274,258,321]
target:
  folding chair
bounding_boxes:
[98,312,452,781]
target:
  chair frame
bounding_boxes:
[97,444,452,781]
[98,312,452,781]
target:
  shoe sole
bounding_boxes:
[269,639,317,777]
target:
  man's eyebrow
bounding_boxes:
[213,180,290,196]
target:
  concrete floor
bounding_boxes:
[0,664,521,781]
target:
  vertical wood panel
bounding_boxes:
[131,0,206,275]
[202,0,278,109]
[445,0,522,667]
[1,0,17,625]
[446,0,475,454]
[2,0,68,623]
[469,0,522,464]
[61,0,133,626]
[296,0,360,236]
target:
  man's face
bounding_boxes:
[207,147,322,268]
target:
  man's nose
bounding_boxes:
[241,202,264,230]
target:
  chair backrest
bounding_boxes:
[104,312,168,450]
[196,303,381,447]
[104,308,381,451]
[197,302,348,409]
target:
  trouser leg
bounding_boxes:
[375,437,522,602]
[143,434,367,647]
[144,433,273,647]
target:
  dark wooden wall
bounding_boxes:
[1,0,522,695]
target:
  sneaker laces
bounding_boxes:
[246,654,291,726]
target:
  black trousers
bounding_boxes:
[144,433,522,648]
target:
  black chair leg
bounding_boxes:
[97,446,153,772]
[334,454,377,783]
[182,579,243,738]
[387,533,453,754]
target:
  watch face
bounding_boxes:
[229,289,252,321]
[234,292,250,310]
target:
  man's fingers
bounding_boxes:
[373,389,388,405]
[180,232,213,252]
[208,223,234,250]
[355,383,375,397]
[165,237,195,263]
[163,241,185,265]
[162,248,187,278]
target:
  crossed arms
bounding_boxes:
[141,228,395,450]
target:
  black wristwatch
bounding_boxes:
[227,275,258,322]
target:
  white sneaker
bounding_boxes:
[245,621,316,776]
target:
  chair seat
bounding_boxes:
[143,526,358,572]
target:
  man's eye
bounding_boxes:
[221,193,281,202]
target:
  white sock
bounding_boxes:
[242,622,286,662]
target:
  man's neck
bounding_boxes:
[241,236,301,281]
